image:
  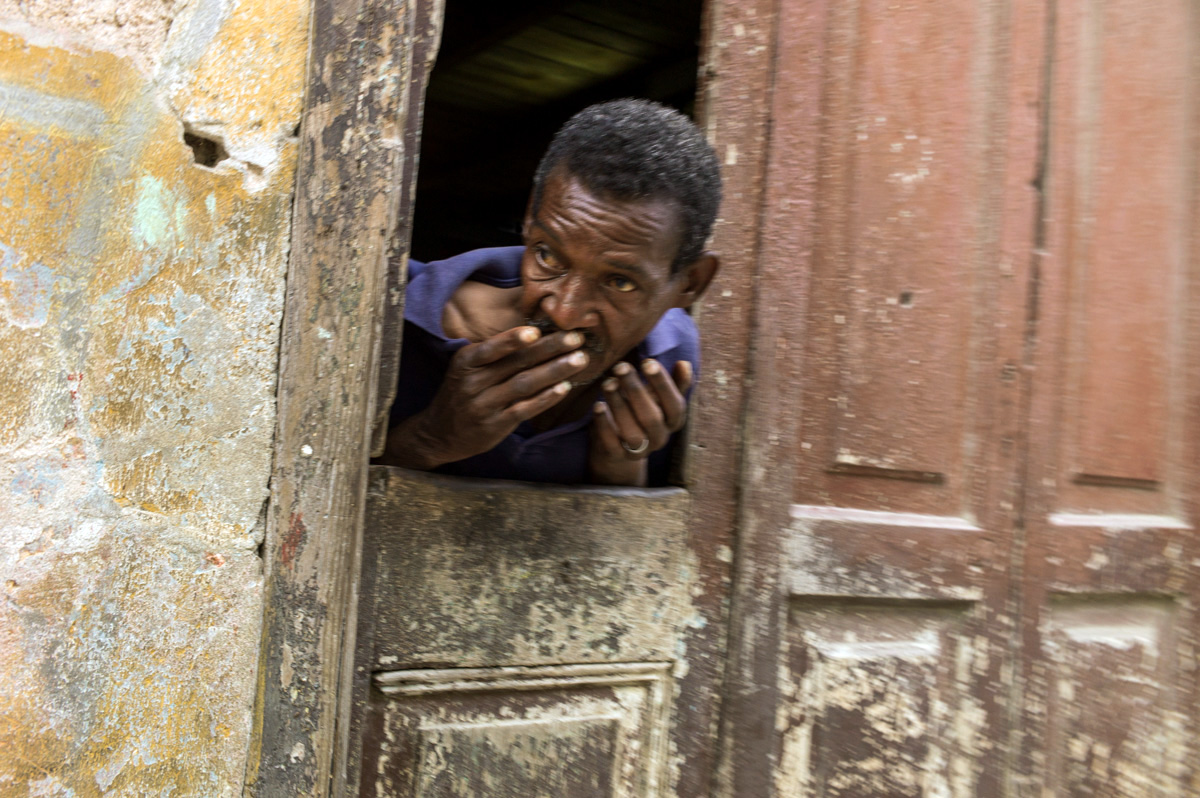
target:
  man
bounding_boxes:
[383,99,721,487]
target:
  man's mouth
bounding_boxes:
[526,316,605,360]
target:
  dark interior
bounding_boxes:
[410,0,706,263]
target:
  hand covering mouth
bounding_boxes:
[526,316,606,360]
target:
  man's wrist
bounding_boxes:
[587,455,647,487]
[385,413,454,471]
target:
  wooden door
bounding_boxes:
[352,476,701,797]
[716,0,1041,793]
[1013,0,1200,792]
[717,0,1200,795]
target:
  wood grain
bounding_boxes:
[687,0,781,795]
[247,0,442,794]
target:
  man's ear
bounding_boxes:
[672,252,720,309]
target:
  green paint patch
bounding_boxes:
[133,176,185,250]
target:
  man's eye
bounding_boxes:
[609,275,637,293]
[535,245,564,271]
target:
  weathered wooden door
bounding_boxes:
[1012,0,1200,792]
[715,0,1200,795]
[329,0,1200,793]
[716,0,1039,793]
[352,476,707,797]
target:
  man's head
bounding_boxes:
[531,99,722,272]
[520,100,722,383]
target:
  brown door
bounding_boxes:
[338,0,1200,793]
[1013,0,1200,792]
[715,0,1200,795]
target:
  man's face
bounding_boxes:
[520,170,689,385]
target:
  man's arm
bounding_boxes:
[384,326,588,468]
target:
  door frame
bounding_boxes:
[246,0,443,794]
[247,0,775,793]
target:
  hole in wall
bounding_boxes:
[899,291,914,307]
[183,130,229,168]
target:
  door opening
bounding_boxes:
[379,0,710,487]
[409,0,706,263]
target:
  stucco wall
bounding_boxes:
[0,0,308,792]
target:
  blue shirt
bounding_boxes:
[391,246,700,485]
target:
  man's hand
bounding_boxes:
[588,359,692,486]
[386,326,589,469]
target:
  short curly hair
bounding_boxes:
[532,99,722,272]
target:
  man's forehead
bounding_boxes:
[533,172,684,259]
[544,169,681,218]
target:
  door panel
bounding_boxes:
[718,0,1042,793]
[362,471,692,670]
[1045,0,1192,511]
[354,471,696,797]
[362,663,672,798]
[777,599,981,797]
[793,0,999,513]
[1015,0,1200,792]
[1039,597,1183,796]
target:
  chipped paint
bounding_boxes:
[777,603,986,797]
[368,663,673,797]
[358,470,699,794]
[0,0,307,791]
[365,471,696,669]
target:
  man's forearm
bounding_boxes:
[384,412,455,471]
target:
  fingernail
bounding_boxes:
[603,378,619,392]
[642,359,659,375]
[593,401,607,414]
[568,351,587,366]
[519,327,539,343]
[554,381,571,395]
[564,331,583,348]
[614,362,632,376]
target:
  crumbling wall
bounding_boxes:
[0,0,308,792]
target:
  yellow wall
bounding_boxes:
[0,0,308,792]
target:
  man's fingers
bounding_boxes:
[641,359,689,432]
[672,360,694,395]
[456,326,583,372]
[458,325,542,368]
[609,362,671,450]
[488,348,588,405]
[504,380,572,422]
[497,330,587,377]
[601,376,654,456]
[590,401,623,455]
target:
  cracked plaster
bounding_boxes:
[0,0,308,791]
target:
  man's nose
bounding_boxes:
[543,275,600,330]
